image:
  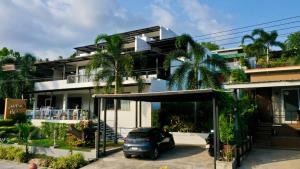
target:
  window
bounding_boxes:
[103,99,130,111]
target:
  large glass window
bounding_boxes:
[283,89,299,122]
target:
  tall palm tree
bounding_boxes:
[164,34,229,90]
[242,29,285,64]
[87,34,143,143]
[164,34,228,126]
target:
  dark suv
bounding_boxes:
[123,127,175,159]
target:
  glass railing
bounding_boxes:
[26,108,89,120]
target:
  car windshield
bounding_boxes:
[128,132,150,138]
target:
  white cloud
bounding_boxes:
[0,0,232,59]
[179,0,231,40]
[0,0,146,59]
[150,5,175,28]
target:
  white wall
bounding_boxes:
[160,26,177,40]
[135,35,151,52]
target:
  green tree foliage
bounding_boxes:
[242,29,284,64]
[86,34,144,93]
[230,69,248,83]
[164,34,229,89]
[285,31,300,64]
[0,48,36,99]
[200,42,220,51]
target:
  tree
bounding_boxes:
[87,34,144,143]
[242,29,284,65]
[0,48,36,99]
[164,34,229,90]
[285,31,300,64]
[200,42,220,51]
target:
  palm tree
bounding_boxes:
[87,34,143,144]
[164,34,229,126]
[164,34,229,90]
[242,29,285,64]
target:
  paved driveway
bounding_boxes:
[0,160,29,169]
[241,148,300,169]
[82,145,213,169]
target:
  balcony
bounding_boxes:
[34,72,158,92]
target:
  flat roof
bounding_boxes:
[75,26,161,52]
[245,66,300,74]
[224,80,300,89]
[93,89,219,102]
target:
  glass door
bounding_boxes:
[283,89,299,123]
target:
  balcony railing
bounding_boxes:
[66,71,159,84]
[67,74,95,83]
[26,108,89,120]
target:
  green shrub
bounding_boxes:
[0,145,26,162]
[11,113,28,123]
[41,122,68,140]
[0,119,15,126]
[50,153,86,169]
[0,126,18,134]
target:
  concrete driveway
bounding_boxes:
[241,148,300,169]
[82,144,213,169]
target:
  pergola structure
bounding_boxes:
[93,89,223,169]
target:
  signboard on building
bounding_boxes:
[4,98,26,119]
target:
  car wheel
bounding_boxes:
[124,154,131,158]
[151,147,159,160]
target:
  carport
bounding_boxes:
[94,89,223,169]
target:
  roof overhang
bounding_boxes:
[93,89,220,102]
[245,66,300,74]
[224,80,300,89]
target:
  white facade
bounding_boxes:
[30,26,176,136]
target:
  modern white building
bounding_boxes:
[29,26,178,136]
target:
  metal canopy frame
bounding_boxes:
[93,89,222,169]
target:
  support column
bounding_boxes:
[62,92,68,112]
[212,97,217,169]
[88,89,91,119]
[103,99,107,155]
[32,94,38,119]
[135,101,138,128]
[96,98,101,159]
[139,101,142,127]
[113,99,118,144]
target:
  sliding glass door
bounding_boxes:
[283,89,299,123]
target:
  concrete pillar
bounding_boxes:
[62,92,68,112]
[32,94,38,119]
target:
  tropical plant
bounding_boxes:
[200,42,220,51]
[87,34,145,143]
[229,69,248,83]
[285,31,300,64]
[0,48,36,99]
[164,34,229,89]
[241,29,285,65]
[16,123,32,155]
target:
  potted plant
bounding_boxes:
[219,113,235,161]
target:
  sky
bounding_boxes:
[0,0,299,60]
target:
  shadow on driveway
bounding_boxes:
[241,148,300,169]
[82,144,212,169]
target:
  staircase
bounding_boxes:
[254,122,273,147]
[95,121,124,141]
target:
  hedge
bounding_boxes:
[0,119,15,127]
[0,145,26,162]
[50,153,86,169]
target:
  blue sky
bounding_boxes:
[0,0,298,59]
